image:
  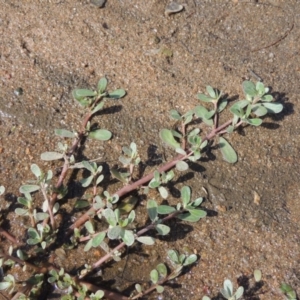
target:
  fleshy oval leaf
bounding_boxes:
[89,129,112,141]
[218,137,237,164]
[159,129,180,149]
[54,129,75,138]
[108,89,126,99]
[97,77,108,94]
[136,236,155,245]
[72,89,96,101]
[176,161,189,171]
[41,152,64,161]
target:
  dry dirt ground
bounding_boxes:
[0,0,300,299]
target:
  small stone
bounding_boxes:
[91,0,106,8]
[165,2,184,16]
[253,191,260,205]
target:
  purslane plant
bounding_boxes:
[0,78,283,299]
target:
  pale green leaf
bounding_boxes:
[92,232,106,247]
[72,89,96,101]
[31,164,41,178]
[121,229,135,246]
[147,199,158,222]
[19,185,40,194]
[155,224,170,235]
[242,81,257,97]
[54,129,75,138]
[157,205,176,214]
[176,161,189,171]
[41,152,64,161]
[262,102,283,114]
[218,137,237,163]
[150,269,159,284]
[91,101,105,115]
[159,129,180,149]
[89,129,112,141]
[183,254,197,266]
[136,236,155,245]
[97,77,108,94]
[177,208,206,222]
[156,263,167,277]
[108,89,126,99]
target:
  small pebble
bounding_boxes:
[165,2,184,16]
[91,0,106,8]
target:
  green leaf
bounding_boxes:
[85,221,95,234]
[149,180,161,188]
[156,285,164,293]
[107,226,121,240]
[15,208,29,216]
[108,89,126,99]
[31,164,41,178]
[254,269,262,282]
[147,199,158,222]
[206,86,216,98]
[41,152,64,161]
[217,99,228,112]
[242,81,257,97]
[246,118,262,126]
[121,229,135,246]
[27,238,40,245]
[194,105,209,119]
[251,104,268,117]
[75,200,90,209]
[159,129,180,149]
[169,109,181,120]
[135,284,142,293]
[103,209,117,227]
[155,224,170,235]
[92,232,106,247]
[183,254,197,266]
[221,279,233,298]
[261,94,273,102]
[157,205,176,214]
[72,89,96,101]
[168,250,179,264]
[111,168,128,183]
[0,281,12,290]
[91,101,105,115]
[19,185,40,194]
[256,81,265,94]
[176,161,189,171]
[204,109,215,120]
[35,212,49,221]
[118,196,138,214]
[89,129,112,141]
[54,129,75,138]
[0,185,5,195]
[218,137,237,163]
[79,176,93,189]
[97,77,108,94]
[84,239,93,252]
[181,186,191,207]
[150,269,159,284]
[96,174,104,185]
[136,236,155,245]
[177,208,206,222]
[235,286,244,299]
[197,93,213,102]
[156,263,167,278]
[158,186,168,199]
[193,197,203,207]
[262,102,283,114]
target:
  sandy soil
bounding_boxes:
[0,0,299,299]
